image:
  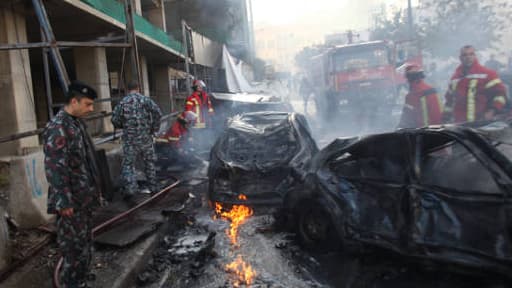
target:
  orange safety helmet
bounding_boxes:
[404,63,425,81]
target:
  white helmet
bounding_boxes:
[183,111,197,123]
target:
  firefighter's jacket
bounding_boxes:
[184,91,214,129]
[398,80,443,128]
[445,61,507,122]
[161,117,189,148]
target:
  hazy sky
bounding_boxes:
[251,0,419,28]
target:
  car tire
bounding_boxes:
[296,200,341,252]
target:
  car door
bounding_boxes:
[410,132,510,262]
[336,134,411,249]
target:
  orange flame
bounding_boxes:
[225,254,256,286]
[214,194,256,285]
[214,195,253,244]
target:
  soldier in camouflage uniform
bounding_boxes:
[44,81,102,288]
[111,81,162,199]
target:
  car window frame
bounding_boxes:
[327,134,412,185]
[413,131,505,196]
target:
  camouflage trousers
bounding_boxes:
[56,209,93,288]
[121,141,157,195]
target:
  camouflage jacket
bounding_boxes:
[111,92,162,144]
[43,109,100,214]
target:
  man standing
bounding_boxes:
[111,81,162,199]
[444,45,507,123]
[299,76,313,114]
[398,64,443,128]
[44,80,102,287]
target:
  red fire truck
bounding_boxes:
[308,40,422,123]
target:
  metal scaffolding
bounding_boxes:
[0,0,144,142]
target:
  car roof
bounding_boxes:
[323,122,512,157]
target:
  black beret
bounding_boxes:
[67,80,97,100]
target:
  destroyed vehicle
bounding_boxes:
[208,111,318,206]
[284,121,512,276]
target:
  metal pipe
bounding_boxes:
[0,41,130,50]
[181,19,191,94]
[0,128,45,144]
[31,0,70,94]
[42,32,53,119]
[124,0,143,91]
[53,179,181,288]
[56,41,130,48]
[0,112,179,145]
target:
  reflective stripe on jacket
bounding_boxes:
[444,61,507,122]
[399,80,443,128]
[184,91,214,129]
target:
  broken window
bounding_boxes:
[418,134,502,194]
[329,135,408,183]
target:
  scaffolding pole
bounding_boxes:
[181,19,191,94]
[124,0,143,91]
[31,0,70,94]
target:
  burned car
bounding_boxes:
[284,121,512,275]
[208,111,318,205]
[210,92,293,130]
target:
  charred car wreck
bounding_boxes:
[284,121,512,276]
[208,111,318,205]
[210,92,293,129]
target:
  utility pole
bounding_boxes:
[407,0,414,38]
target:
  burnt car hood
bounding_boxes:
[208,111,318,205]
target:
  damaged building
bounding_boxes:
[0,0,255,274]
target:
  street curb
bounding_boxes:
[105,232,160,288]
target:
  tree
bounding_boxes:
[418,0,511,58]
[370,9,412,42]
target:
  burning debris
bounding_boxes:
[225,255,256,287]
[214,194,256,286]
[214,195,253,245]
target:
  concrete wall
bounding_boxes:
[7,151,53,228]
[74,47,114,135]
[143,0,166,32]
[0,5,39,156]
[152,65,172,114]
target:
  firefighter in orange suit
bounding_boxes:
[398,64,443,128]
[160,111,197,149]
[443,45,507,123]
[184,80,214,129]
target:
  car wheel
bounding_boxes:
[296,200,341,252]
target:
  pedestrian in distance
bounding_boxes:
[111,81,162,201]
[299,76,313,114]
[443,45,507,123]
[43,80,103,288]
